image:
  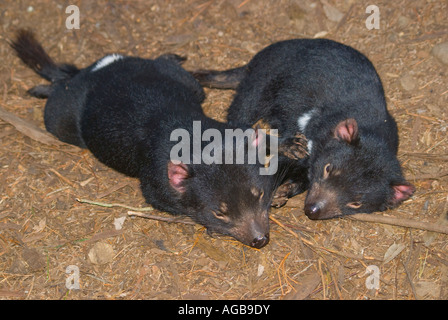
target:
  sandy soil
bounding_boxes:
[0,0,447,300]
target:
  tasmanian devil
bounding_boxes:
[10,29,279,248]
[193,38,415,220]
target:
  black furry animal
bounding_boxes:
[193,38,415,219]
[10,30,280,248]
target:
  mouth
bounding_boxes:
[304,200,342,220]
[304,183,342,220]
[206,226,270,249]
[305,208,343,220]
[248,233,270,248]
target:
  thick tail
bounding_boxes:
[191,66,247,90]
[9,29,79,98]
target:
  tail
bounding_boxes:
[191,66,247,90]
[9,29,79,98]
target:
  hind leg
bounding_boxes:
[27,85,52,99]
[43,83,86,148]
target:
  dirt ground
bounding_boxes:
[0,0,447,300]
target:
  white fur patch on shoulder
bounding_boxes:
[91,54,124,72]
[297,110,315,131]
[307,140,313,154]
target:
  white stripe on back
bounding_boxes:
[91,54,123,72]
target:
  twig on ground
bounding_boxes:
[0,104,63,146]
[76,198,154,211]
[127,211,196,225]
[76,198,197,225]
[402,260,418,300]
[284,196,448,235]
[348,213,448,235]
[269,215,380,261]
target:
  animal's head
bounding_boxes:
[167,127,278,248]
[168,161,274,248]
[304,118,415,220]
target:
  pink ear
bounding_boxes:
[390,182,415,206]
[167,161,189,193]
[251,126,265,148]
[252,125,266,148]
[334,119,359,144]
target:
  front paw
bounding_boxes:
[279,133,308,160]
[271,182,299,208]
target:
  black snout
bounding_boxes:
[304,202,322,219]
[304,201,341,220]
[250,234,269,249]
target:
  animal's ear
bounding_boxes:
[334,118,359,144]
[167,161,190,193]
[388,181,415,207]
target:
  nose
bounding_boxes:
[250,234,270,249]
[304,202,322,219]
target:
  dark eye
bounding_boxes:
[347,202,362,209]
[323,163,332,178]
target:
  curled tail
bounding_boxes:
[191,66,247,90]
[9,29,79,98]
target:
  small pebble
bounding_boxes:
[432,41,448,65]
[400,73,417,92]
[114,216,126,230]
[322,2,344,23]
[88,242,115,265]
